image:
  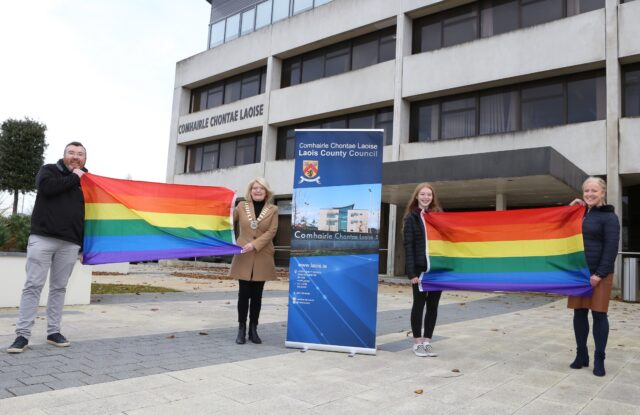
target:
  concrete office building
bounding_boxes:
[167,0,640,294]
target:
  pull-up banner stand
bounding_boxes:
[285,129,383,355]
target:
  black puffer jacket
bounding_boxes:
[403,208,427,279]
[30,159,87,246]
[582,205,620,278]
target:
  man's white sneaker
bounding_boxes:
[413,343,428,357]
[422,342,438,357]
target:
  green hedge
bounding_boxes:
[0,214,30,252]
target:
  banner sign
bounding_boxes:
[285,129,383,355]
[81,173,241,265]
[420,206,592,296]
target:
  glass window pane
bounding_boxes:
[256,0,272,29]
[443,6,478,47]
[323,118,347,129]
[209,21,225,48]
[414,20,441,53]
[235,136,256,165]
[224,77,241,104]
[241,72,260,99]
[202,144,218,171]
[260,68,267,93]
[378,30,396,63]
[241,9,255,35]
[375,108,394,145]
[293,0,313,14]
[301,51,324,83]
[206,85,224,109]
[225,14,240,41]
[481,0,519,37]
[348,112,374,129]
[624,69,640,117]
[567,0,605,15]
[568,76,605,123]
[282,58,301,87]
[479,90,518,134]
[352,35,378,70]
[273,0,290,22]
[521,0,563,28]
[219,141,236,168]
[324,44,350,77]
[277,128,295,159]
[411,102,439,142]
[521,82,564,129]
[441,96,477,139]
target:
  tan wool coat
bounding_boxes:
[229,201,279,281]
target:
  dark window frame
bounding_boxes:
[281,26,396,88]
[190,67,268,113]
[413,0,604,54]
[276,106,394,160]
[185,133,262,173]
[409,70,606,142]
[623,63,640,117]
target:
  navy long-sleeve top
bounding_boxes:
[582,205,620,278]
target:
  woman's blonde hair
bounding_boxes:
[403,182,442,218]
[582,176,607,205]
[245,177,274,203]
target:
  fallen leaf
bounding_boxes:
[166,335,175,339]
[414,389,423,395]
[150,308,159,311]
[452,369,460,373]
[199,332,208,336]
[491,328,499,331]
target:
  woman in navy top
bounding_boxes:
[568,177,620,377]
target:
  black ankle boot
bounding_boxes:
[235,323,246,344]
[248,323,262,344]
[593,351,605,377]
[570,346,589,369]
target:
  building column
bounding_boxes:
[261,55,282,175]
[605,0,622,294]
[496,193,507,211]
[165,86,192,183]
[388,13,413,276]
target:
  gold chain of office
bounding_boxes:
[244,202,270,230]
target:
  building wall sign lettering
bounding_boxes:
[178,104,264,135]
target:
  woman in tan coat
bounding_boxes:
[229,177,279,344]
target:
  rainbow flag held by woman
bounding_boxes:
[81,173,242,265]
[419,206,592,296]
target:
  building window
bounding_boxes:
[190,67,267,113]
[623,65,640,117]
[255,1,273,29]
[413,0,604,54]
[409,70,605,142]
[241,9,256,36]
[225,13,240,42]
[185,133,262,173]
[276,107,394,160]
[209,20,225,48]
[281,26,396,88]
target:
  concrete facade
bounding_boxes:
[167,0,640,290]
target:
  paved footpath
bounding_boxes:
[0,267,639,414]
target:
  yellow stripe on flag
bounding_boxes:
[428,234,585,258]
[85,203,231,231]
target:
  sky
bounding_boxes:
[0,0,211,213]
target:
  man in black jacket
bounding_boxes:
[7,142,87,353]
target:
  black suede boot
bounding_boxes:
[248,323,262,344]
[570,346,589,369]
[593,351,606,377]
[235,323,246,344]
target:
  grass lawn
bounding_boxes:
[91,283,181,295]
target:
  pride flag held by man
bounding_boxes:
[81,173,242,265]
[419,205,592,296]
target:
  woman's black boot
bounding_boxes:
[235,323,246,344]
[570,346,589,369]
[593,351,606,377]
[248,323,262,344]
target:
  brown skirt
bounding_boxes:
[567,273,613,313]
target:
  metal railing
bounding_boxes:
[619,251,640,302]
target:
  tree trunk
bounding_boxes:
[12,191,18,215]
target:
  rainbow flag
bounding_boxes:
[81,173,242,265]
[420,206,592,296]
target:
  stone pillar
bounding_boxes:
[261,55,282,175]
[496,193,507,211]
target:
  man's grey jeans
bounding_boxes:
[15,234,80,339]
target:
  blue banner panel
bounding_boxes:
[285,129,383,354]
